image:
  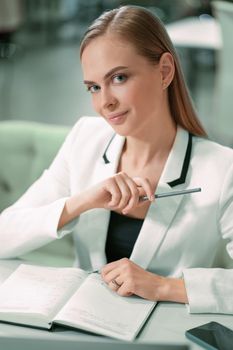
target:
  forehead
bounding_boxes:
[81,34,148,79]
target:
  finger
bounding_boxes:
[101,257,130,278]
[114,173,132,209]
[121,178,140,214]
[108,279,121,292]
[101,260,120,277]
[102,268,121,284]
[133,177,154,202]
[114,276,123,287]
[117,281,134,297]
[105,179,122,207]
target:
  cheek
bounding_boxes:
[122,78,160,107]
[91,95,100,113]
[139,82,162,108]
[126,84,158,112]
[114,83,141,105]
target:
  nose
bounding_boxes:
[101,86,118,111]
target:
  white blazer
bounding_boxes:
[1,116,233,314]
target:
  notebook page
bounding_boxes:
[54,273,156,341]
[0,264,87,326]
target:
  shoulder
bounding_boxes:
[66,116,114,146]
[72,116,112,133]
[190,135,233,208]
[192,135,233,168]
[70,116,113,140]
[65,116,115,157]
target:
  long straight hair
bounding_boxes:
[80,6,207,137]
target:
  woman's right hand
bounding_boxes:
[83,172,154,215]
[58,172,154,229]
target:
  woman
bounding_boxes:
[0,6,233,314]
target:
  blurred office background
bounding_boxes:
[0,0,233,145]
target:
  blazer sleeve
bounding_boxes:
[183,162,233,314]
[0,118,85,259]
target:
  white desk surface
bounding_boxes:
[166,16,222,50]
[0,260,233,350]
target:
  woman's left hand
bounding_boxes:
[101,258,188,303]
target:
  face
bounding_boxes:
[81,34,168,137]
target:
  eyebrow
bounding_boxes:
[83,66,128,85]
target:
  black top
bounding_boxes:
[105,211,144,263]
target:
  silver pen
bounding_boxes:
[140,187,201,202]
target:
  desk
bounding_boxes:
[0,260,233,350]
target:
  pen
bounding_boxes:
[140,187,201,202]
[88,269,100,274]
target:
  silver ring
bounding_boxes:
[111,279,121,287]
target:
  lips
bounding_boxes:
[107,111,128,124]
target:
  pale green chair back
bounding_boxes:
[0,120,75,266]
[0,120,69,210]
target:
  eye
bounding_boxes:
[87,85,100,93]
[112,74,127,84]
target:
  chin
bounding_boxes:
[110,124,133,137]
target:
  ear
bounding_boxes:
[159,52,175,89]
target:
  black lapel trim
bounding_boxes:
[102,134,116,164]
[103,132,193,186]
[167,133,193,187]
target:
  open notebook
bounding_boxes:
[0,264,156,341]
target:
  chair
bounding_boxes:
[0,120,75,266]
[211,1,233,146]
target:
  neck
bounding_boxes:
[123,117,177,168]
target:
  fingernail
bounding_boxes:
[150,195,155,201]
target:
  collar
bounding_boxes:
[102,133,125,165]
[102,127,193,188]
[160,127,192,187]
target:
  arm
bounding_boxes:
[101,258,188,303]
[0,119,82,258]
[0,171,154,258]
[101,162,233,310]
[0,122,154,259]
[58,173,154,229]
[182,162,233,314]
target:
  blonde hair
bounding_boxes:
[80,6,207,137]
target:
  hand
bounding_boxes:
[101,258,165,300]
[83,172,154,214]
[58,172,154,229]
[101,258,188,303]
